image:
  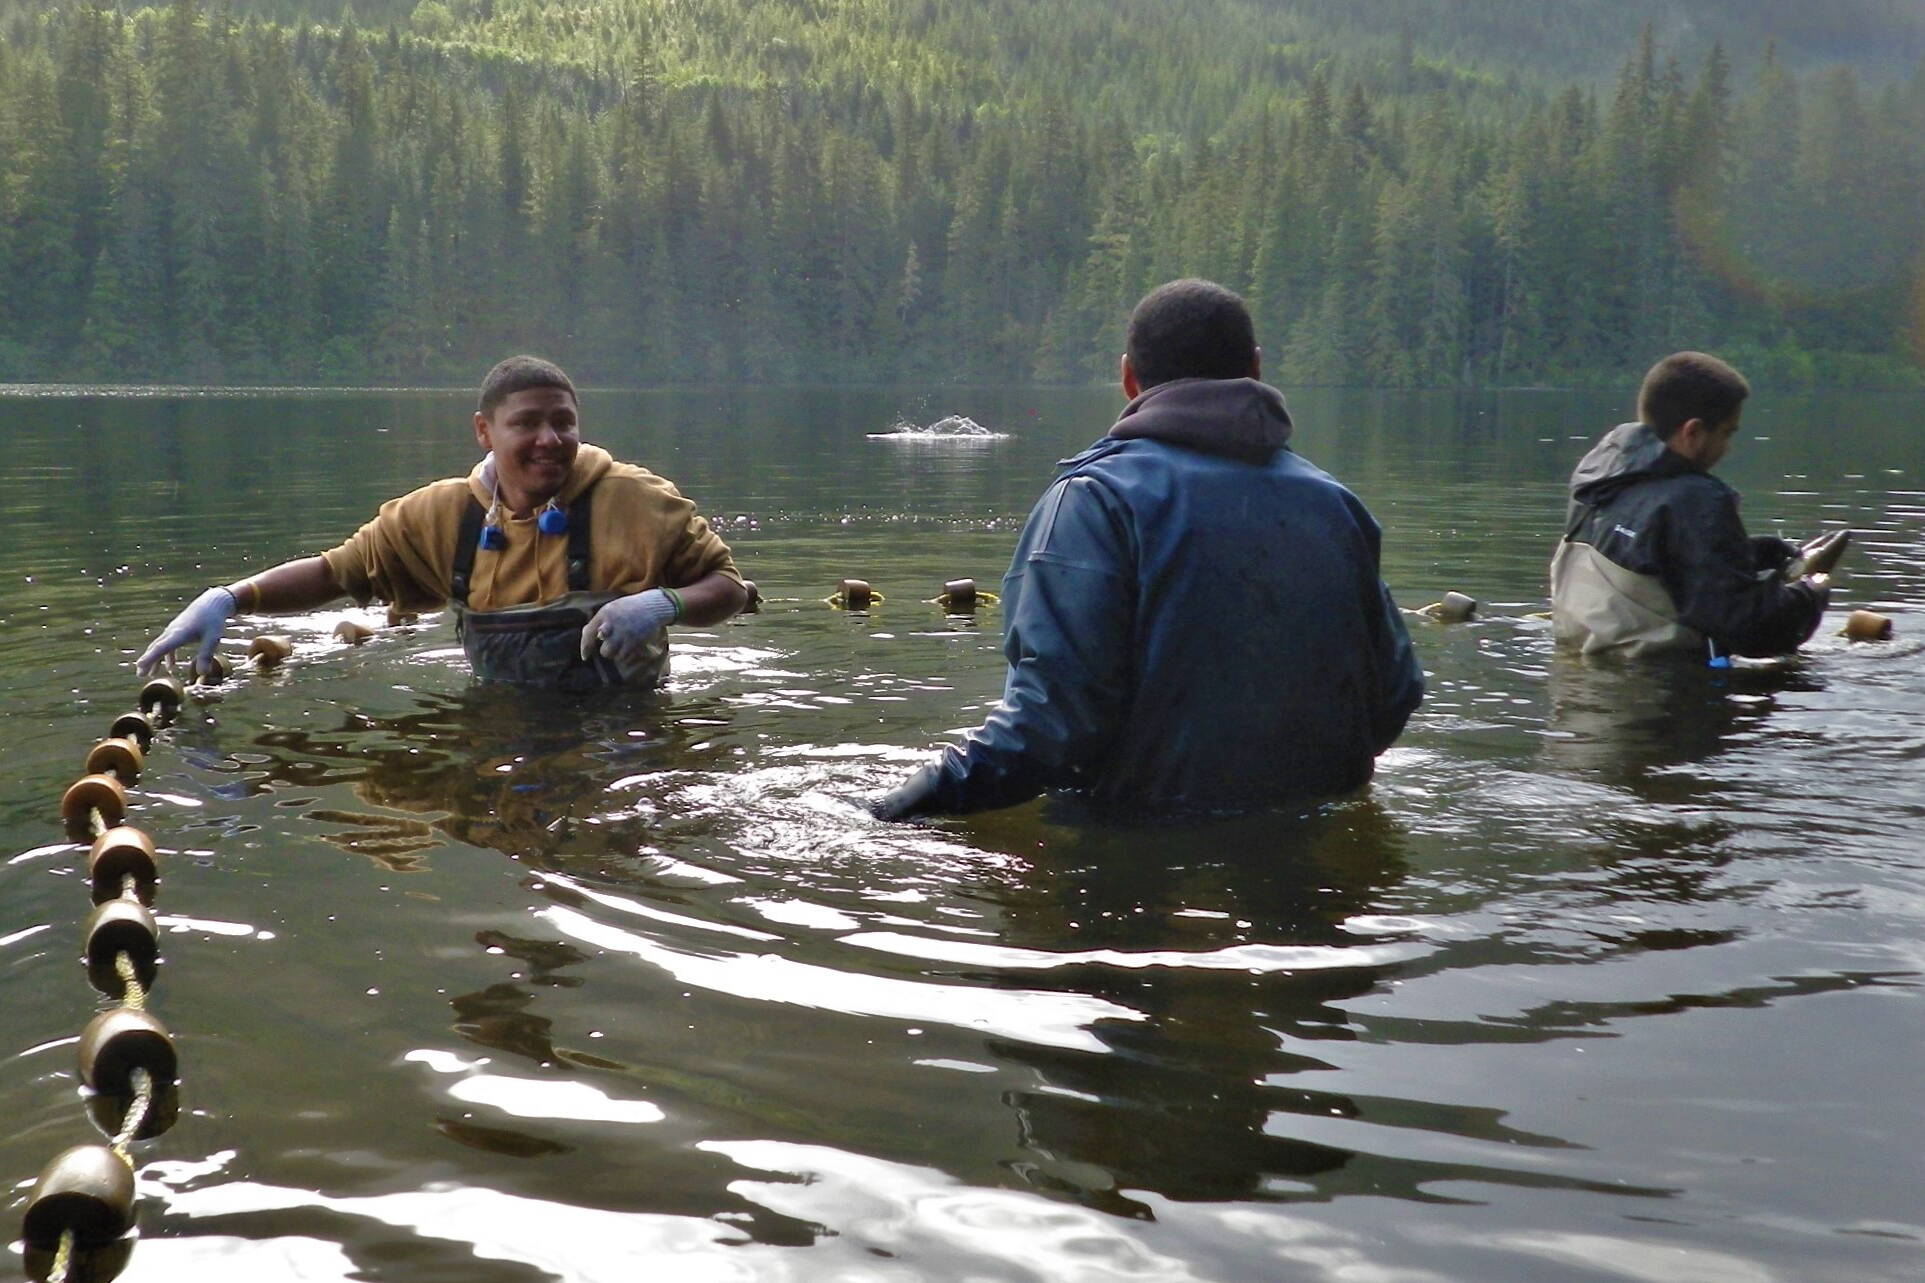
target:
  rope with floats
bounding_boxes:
[822,577,998,612]
[22,671,190,1283]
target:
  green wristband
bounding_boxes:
[661,586,684,622]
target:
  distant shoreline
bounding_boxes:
[5,379,1920,397]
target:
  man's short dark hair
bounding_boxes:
[1637,351,1749,440]
[1125,279,1257,391]
[478,355,577,417]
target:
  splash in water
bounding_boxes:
[868,413,1009,440]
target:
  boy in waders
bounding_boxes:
[1550,351,1838,660]
[136,356,747,691]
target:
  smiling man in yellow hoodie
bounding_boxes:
[137,356,746,692]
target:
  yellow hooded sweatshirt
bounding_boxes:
[321,444,740,615]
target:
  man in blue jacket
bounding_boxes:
[873,278,1424,819]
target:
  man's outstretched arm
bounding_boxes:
[668,570,749,626]
[1661,490,1827,656]
[874,476,1134,820]
[136,557,346,676]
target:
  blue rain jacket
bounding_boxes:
[901,377,1423,815]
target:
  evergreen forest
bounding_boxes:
[1,0,1922,388]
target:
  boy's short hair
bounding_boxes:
[1125,279,1257,390]
[478,355,577,417]
[1638,351,1750,440]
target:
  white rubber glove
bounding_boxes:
[137,587,237,677]
[580,589,680,668]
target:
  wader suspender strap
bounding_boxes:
[565,487,593,592]
[447,486,596,607]
[450,498,485,607]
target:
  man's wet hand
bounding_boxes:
[871,763,942,821]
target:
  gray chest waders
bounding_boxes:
[446,486,667,692]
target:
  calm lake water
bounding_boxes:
[2,385,1921,1282]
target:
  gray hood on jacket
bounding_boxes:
[1570,422,1695,504]
[1108,377,1293,464]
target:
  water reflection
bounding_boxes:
[967,810,1661,1213]
[1542,655,1819,797]
[988,809,1393,1214]
[241,685,729,869]
[218,696,1671,1245]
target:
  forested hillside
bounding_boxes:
[0,0,1920,387]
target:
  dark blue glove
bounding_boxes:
[870,763,944,821]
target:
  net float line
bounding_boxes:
[22,676,191,1283]
[1415,591,1478,623]
[821,578,1001,611]
[1842,609,1894,642]
[930,578,999,612]
[826,578,884,609]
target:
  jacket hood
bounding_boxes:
[1107,377,1293,464]
[468,443,614,509]
[1570,422,1696,502]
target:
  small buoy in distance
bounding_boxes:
[83,898,160,997]
[938,579,978,611]
[248,634,293,666]
[20,1144,136,1250]
[836,579,874,609]
[88,826,158,906]
[77,1007,177,1096]
[109,710,155,752]
[1842,609,1893,642]
[333,620,374,645]
[195,652,228,685]
[1420,592,1478,623]
[85,736,143,783]
[62,774,128,837]
[138,674,185,719]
